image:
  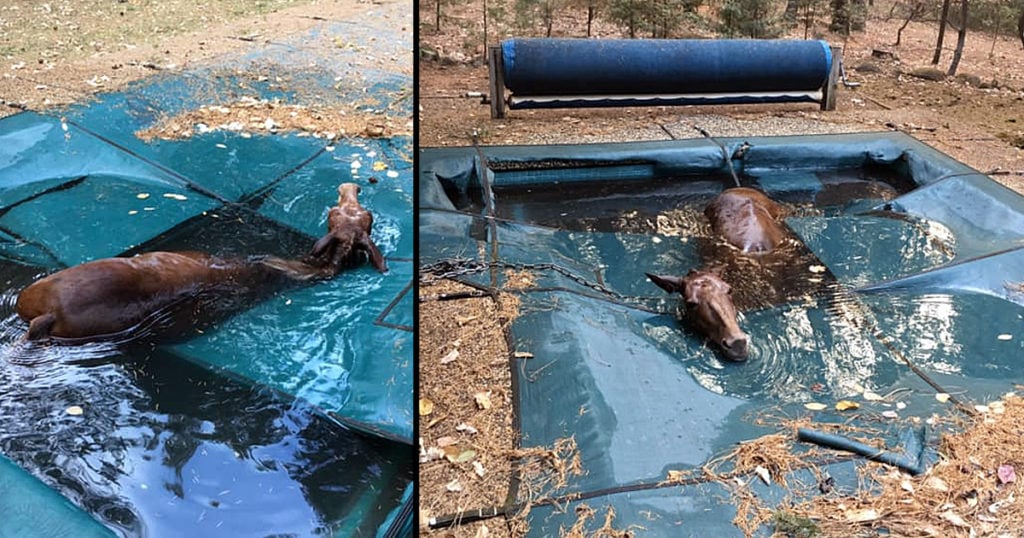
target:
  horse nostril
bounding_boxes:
[723,336,746,349]
[722,336,749,358]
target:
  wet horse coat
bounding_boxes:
[15,252,304,341]
[15,182,384,342]
[309,183,387,275]
[704,187,788,255]
[647,271,750,361]
[646,188,790,360]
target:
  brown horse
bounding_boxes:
[309,183,387,275]
[15,182,384,342]
[705,187,788,255]
[647,270,750,361]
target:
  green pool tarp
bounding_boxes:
[421,133,1024,535]
[0,10,412,537]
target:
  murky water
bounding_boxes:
[491,168,1003,403]
[0,204,412,536]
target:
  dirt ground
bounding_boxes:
[0,0,412,118]
[418,2,1024,537]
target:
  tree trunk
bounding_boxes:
[784,0,800,28]
[932,0,952,64]
[436,0,442,31]
[830,0,850,34]
[850,0,866,31]
[1018,7,1024,49]
[946,0,968,76]
[587,5,595,37]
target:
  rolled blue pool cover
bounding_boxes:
[501,38,832,96]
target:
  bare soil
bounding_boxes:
[0,0,412,118]
[418,279,519,537]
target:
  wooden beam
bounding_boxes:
[822,45,841,111]
[488,45,506,119]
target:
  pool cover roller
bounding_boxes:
[489,38,838,117]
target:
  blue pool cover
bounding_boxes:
[0,11,412,538]
[421,133,1024,535]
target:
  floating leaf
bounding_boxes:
[372,161,388,171]
[445,479,462,492]
[835,400,860,411]
[882,410,899,419]
[419,398,434,416]
[513,351,534,359]
[863,391,884,401]
[998,464,1017,484]
[997,334,1013,341]
[667,470,686,481]
[804,402,827,411]
[473,461,486,477]
[754,465,771,486]
[474,392,492,410]
[162,193,187,201]
[136,193,150,200]
[809,264,827,273]
[65,405,84,416]
[935,393,951,403]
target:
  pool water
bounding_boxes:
[0,203,413,537]
[421,134,1024,535]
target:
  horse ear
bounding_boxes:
[646,273,684,294]
[360,232,388,273]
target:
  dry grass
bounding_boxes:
[783,394,1024,537]
[561,505,638,537]
[653,393,1024,537]
[134,97,409,141]
[0,0,305,64]
[419,279,520,538]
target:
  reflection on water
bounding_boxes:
[491,166,1023,434]
[0,305,410,537]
